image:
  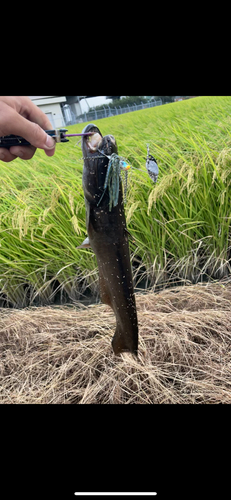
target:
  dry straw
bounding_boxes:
[1,282,231,404]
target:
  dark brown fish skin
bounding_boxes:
[81,123,138,355]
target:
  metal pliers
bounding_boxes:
[0,128,94,149]
[0,129,69,149]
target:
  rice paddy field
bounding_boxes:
[1,95,231,403]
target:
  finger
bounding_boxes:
[0,96,53,131]
[0,148,17,163]
[9,145,36,160]
[20,97,54,130]
[0,102,56,152]
[44,148,56,157]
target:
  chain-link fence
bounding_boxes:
[74,99,162,124]
[58,99,162,126]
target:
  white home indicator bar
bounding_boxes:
[74,494,157,496]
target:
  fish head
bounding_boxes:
[81,123,118,156]
[81,124,118,205]
[99,134,118,157]
[81,123,103,154]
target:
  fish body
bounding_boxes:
[81,124,138,355]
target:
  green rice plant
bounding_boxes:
[1,96,231,305]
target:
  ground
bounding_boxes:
[1,282,231,404]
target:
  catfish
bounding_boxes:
[81,123,138,355]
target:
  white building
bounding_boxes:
[28,96,88,128]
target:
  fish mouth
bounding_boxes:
[81,123,103,153]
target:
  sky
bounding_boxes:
[80,96,112,113]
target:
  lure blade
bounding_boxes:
[146,144,159,183]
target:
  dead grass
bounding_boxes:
[1,282,231,404]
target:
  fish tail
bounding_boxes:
[112,324,138,356]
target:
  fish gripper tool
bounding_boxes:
[0,129,94,149]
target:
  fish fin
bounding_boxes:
[124,227,136,243]
[76,237,91,249]
[112,323,138,356]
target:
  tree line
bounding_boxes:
[90,96,196,112]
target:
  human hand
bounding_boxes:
[0,96,56,162]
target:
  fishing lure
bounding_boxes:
[97,153,130,211]
[146,144,159,182]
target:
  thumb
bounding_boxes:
[7,107,56,150]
